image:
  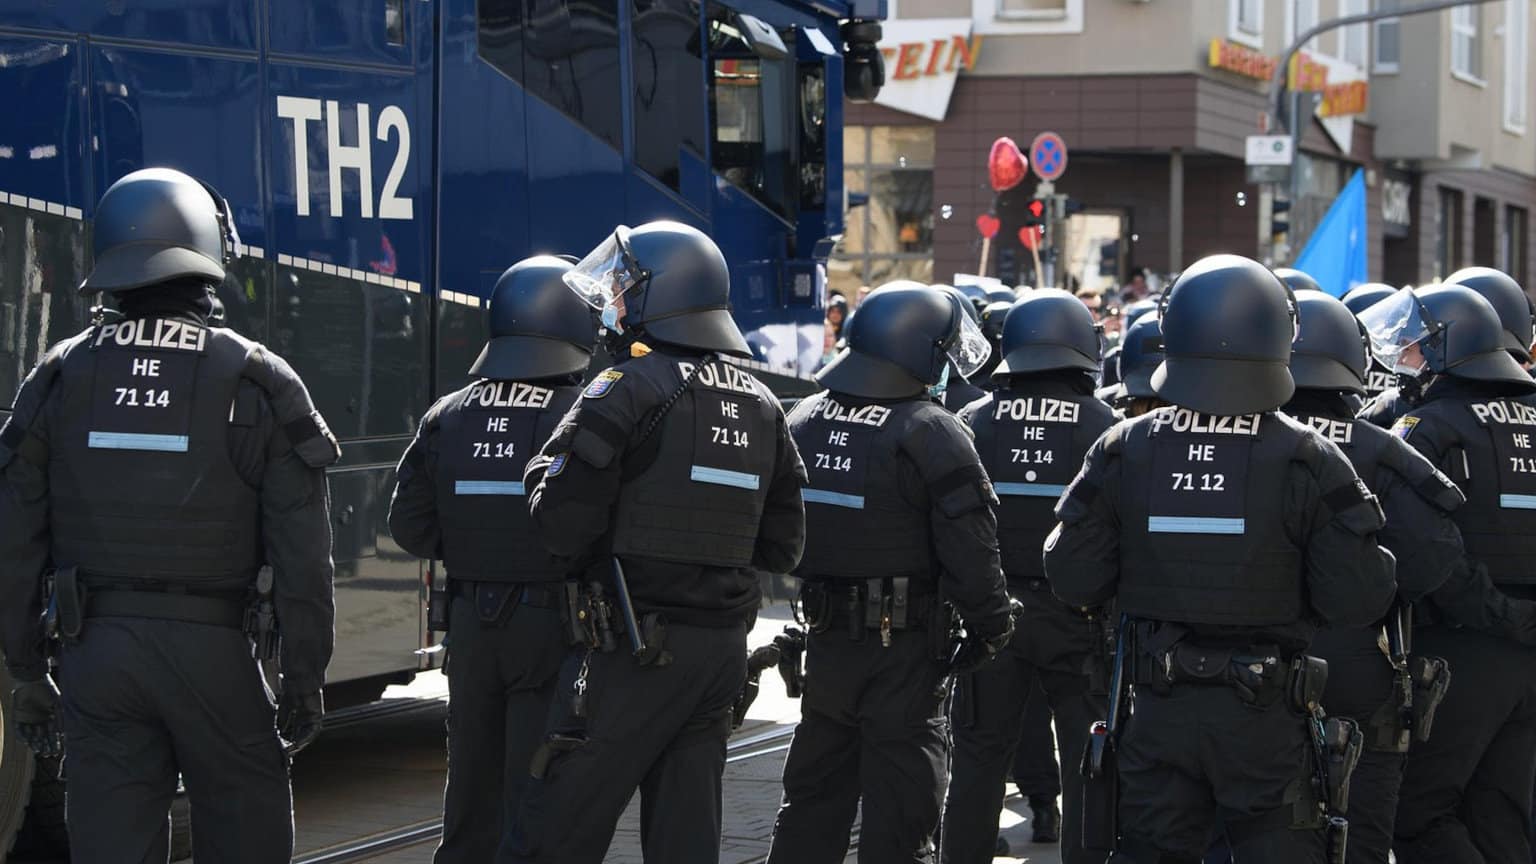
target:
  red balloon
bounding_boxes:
[1019,226,1043,250]
[976,213,1001,239]
[989,137,1028,192]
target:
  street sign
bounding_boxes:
[1029,132,1068,182]
[1245,135,1293,167]
[1246,164,1291,185]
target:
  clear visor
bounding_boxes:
[1357,287,1430,369]
[562,227,643,309]
[947,311,993,378]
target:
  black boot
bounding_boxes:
[1029,795,1061,844]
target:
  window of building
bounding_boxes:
[828,126,935,298]
[1230,0,1265,48]
[1339,0,1368,67]
[1286,0,1321,54]
[997,0,1067,20]
[1506,205,1530,287]
[1437,186,1465,279]
[1451,5,1483,82]
[1374,0,1401,72]
[1505,0,1529,131]
[477,0,624,150]
[632,0,706,191]
[977,0,1082,34]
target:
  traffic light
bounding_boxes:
[1271,198,1292,241]
[996,186,1046,236]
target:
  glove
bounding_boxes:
[277,688,324,755]
[950,603,1017,674]
[11,676,64,759]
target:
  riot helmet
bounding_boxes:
[1445,266,1534,363]
[1117,314,1164,400]
[1122,297,1158,330]
[954,283,991,316]
[1273,267,1323,294]
[985,286,1017,305]
[1360,284,1535,388]
[980,300,1012,346]
[993,288,1102,378]
[1290,292,1368,394]
[564,220,750,357]
[817,281,990,399]
[1341,283,1397,317]
[470,255,597,380]
[1151,254,1297,415]
[81,167,239,295]
[935,284,982,325]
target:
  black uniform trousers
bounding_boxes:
[1116,683,1323,864]
[767,626,950,864]
[507,621,748,864]
[1012,679,1062,798]
[945,585,1103,864]
[1311,628,1403,864]
[434,590,564,864]
[57,617,292,864]
[1395,626,1536,864]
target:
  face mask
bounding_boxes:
[927,363,951,399]
[600,302,623,333]
[1392,359,1426,377]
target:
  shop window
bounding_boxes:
[1505,0,1528,131]
[477,0,624,150]
[1229,0,1264,48]
[1374,0,1400,72]
[1437,187,1465,279]
[633,0,706,190]
[1506,206,1529,287]
[832,125,935,293]
[1451,5,1482,81]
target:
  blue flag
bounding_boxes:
[1295,168,1368,297]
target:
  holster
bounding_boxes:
[474,582,521,626]
[427,582,450,634]
[1080,720,1118,851]
[1322,716,1364,813]
[799,581,833,634]
[53,566,83,644]
[1289,654,1329,714]
[1409,654,1451,742]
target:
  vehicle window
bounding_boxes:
[478,0,624,150]
[0,208,92,410]
[632,0,706,190]
[707,6,797,219]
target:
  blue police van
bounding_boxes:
[0,0,882,851]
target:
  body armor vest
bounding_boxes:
[611,355,776,568]
[435,379,579,582]
[1118,408,1307,625]
[49,319,261,584]
[969,385,1115,583]
[1289,410,1391,491]
[1415,393,1536,584]
[788,392,934,581]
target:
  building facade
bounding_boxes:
[829,0,1536,299]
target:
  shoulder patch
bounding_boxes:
[1392,415,1420,441]
[548,452,569,477]
[584,370,624,399]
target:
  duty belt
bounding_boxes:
[1134,641,1329,712]
[448,579,560,609]
[80,575,249,630]
[798,577,942,646]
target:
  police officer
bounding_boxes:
[765,283,1013,864]
[513,221,805,864]
[1282,291,1466,864]
[1275,267,1324,294]
[935,284,989,412]
[0,168,338,863]
[387,257,596,863]
[1100,312,1166,417]
[1342,283,1399,404]
[975,299,1012,387]
[1100,298,1157,396]
[1362,284,1536,863]
[1045,254,1395,863]
[944,289,1116,864]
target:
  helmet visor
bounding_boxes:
[1358,288,1431,369]
[947,310,993,378]
[563,226,645,309]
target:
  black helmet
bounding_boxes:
[1445,267,1534,362]
[1117,314,1164,400]
[1362,284,1534,388]
[934,284,981,325]
[985,286,1017,305]
[1122,297,1158,330]
[817,281,990,398]
[81,167,237,294]
[1341,283,1397,316]
[1152,254,1296,415]
[993,288,1101,378]
[470,256,597,380]
[1291,292,1367,394]
[564,220,749,357]
[1274,267,1323,294]
[980,300,1012,344]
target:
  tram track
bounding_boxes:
[291,724,804,864]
